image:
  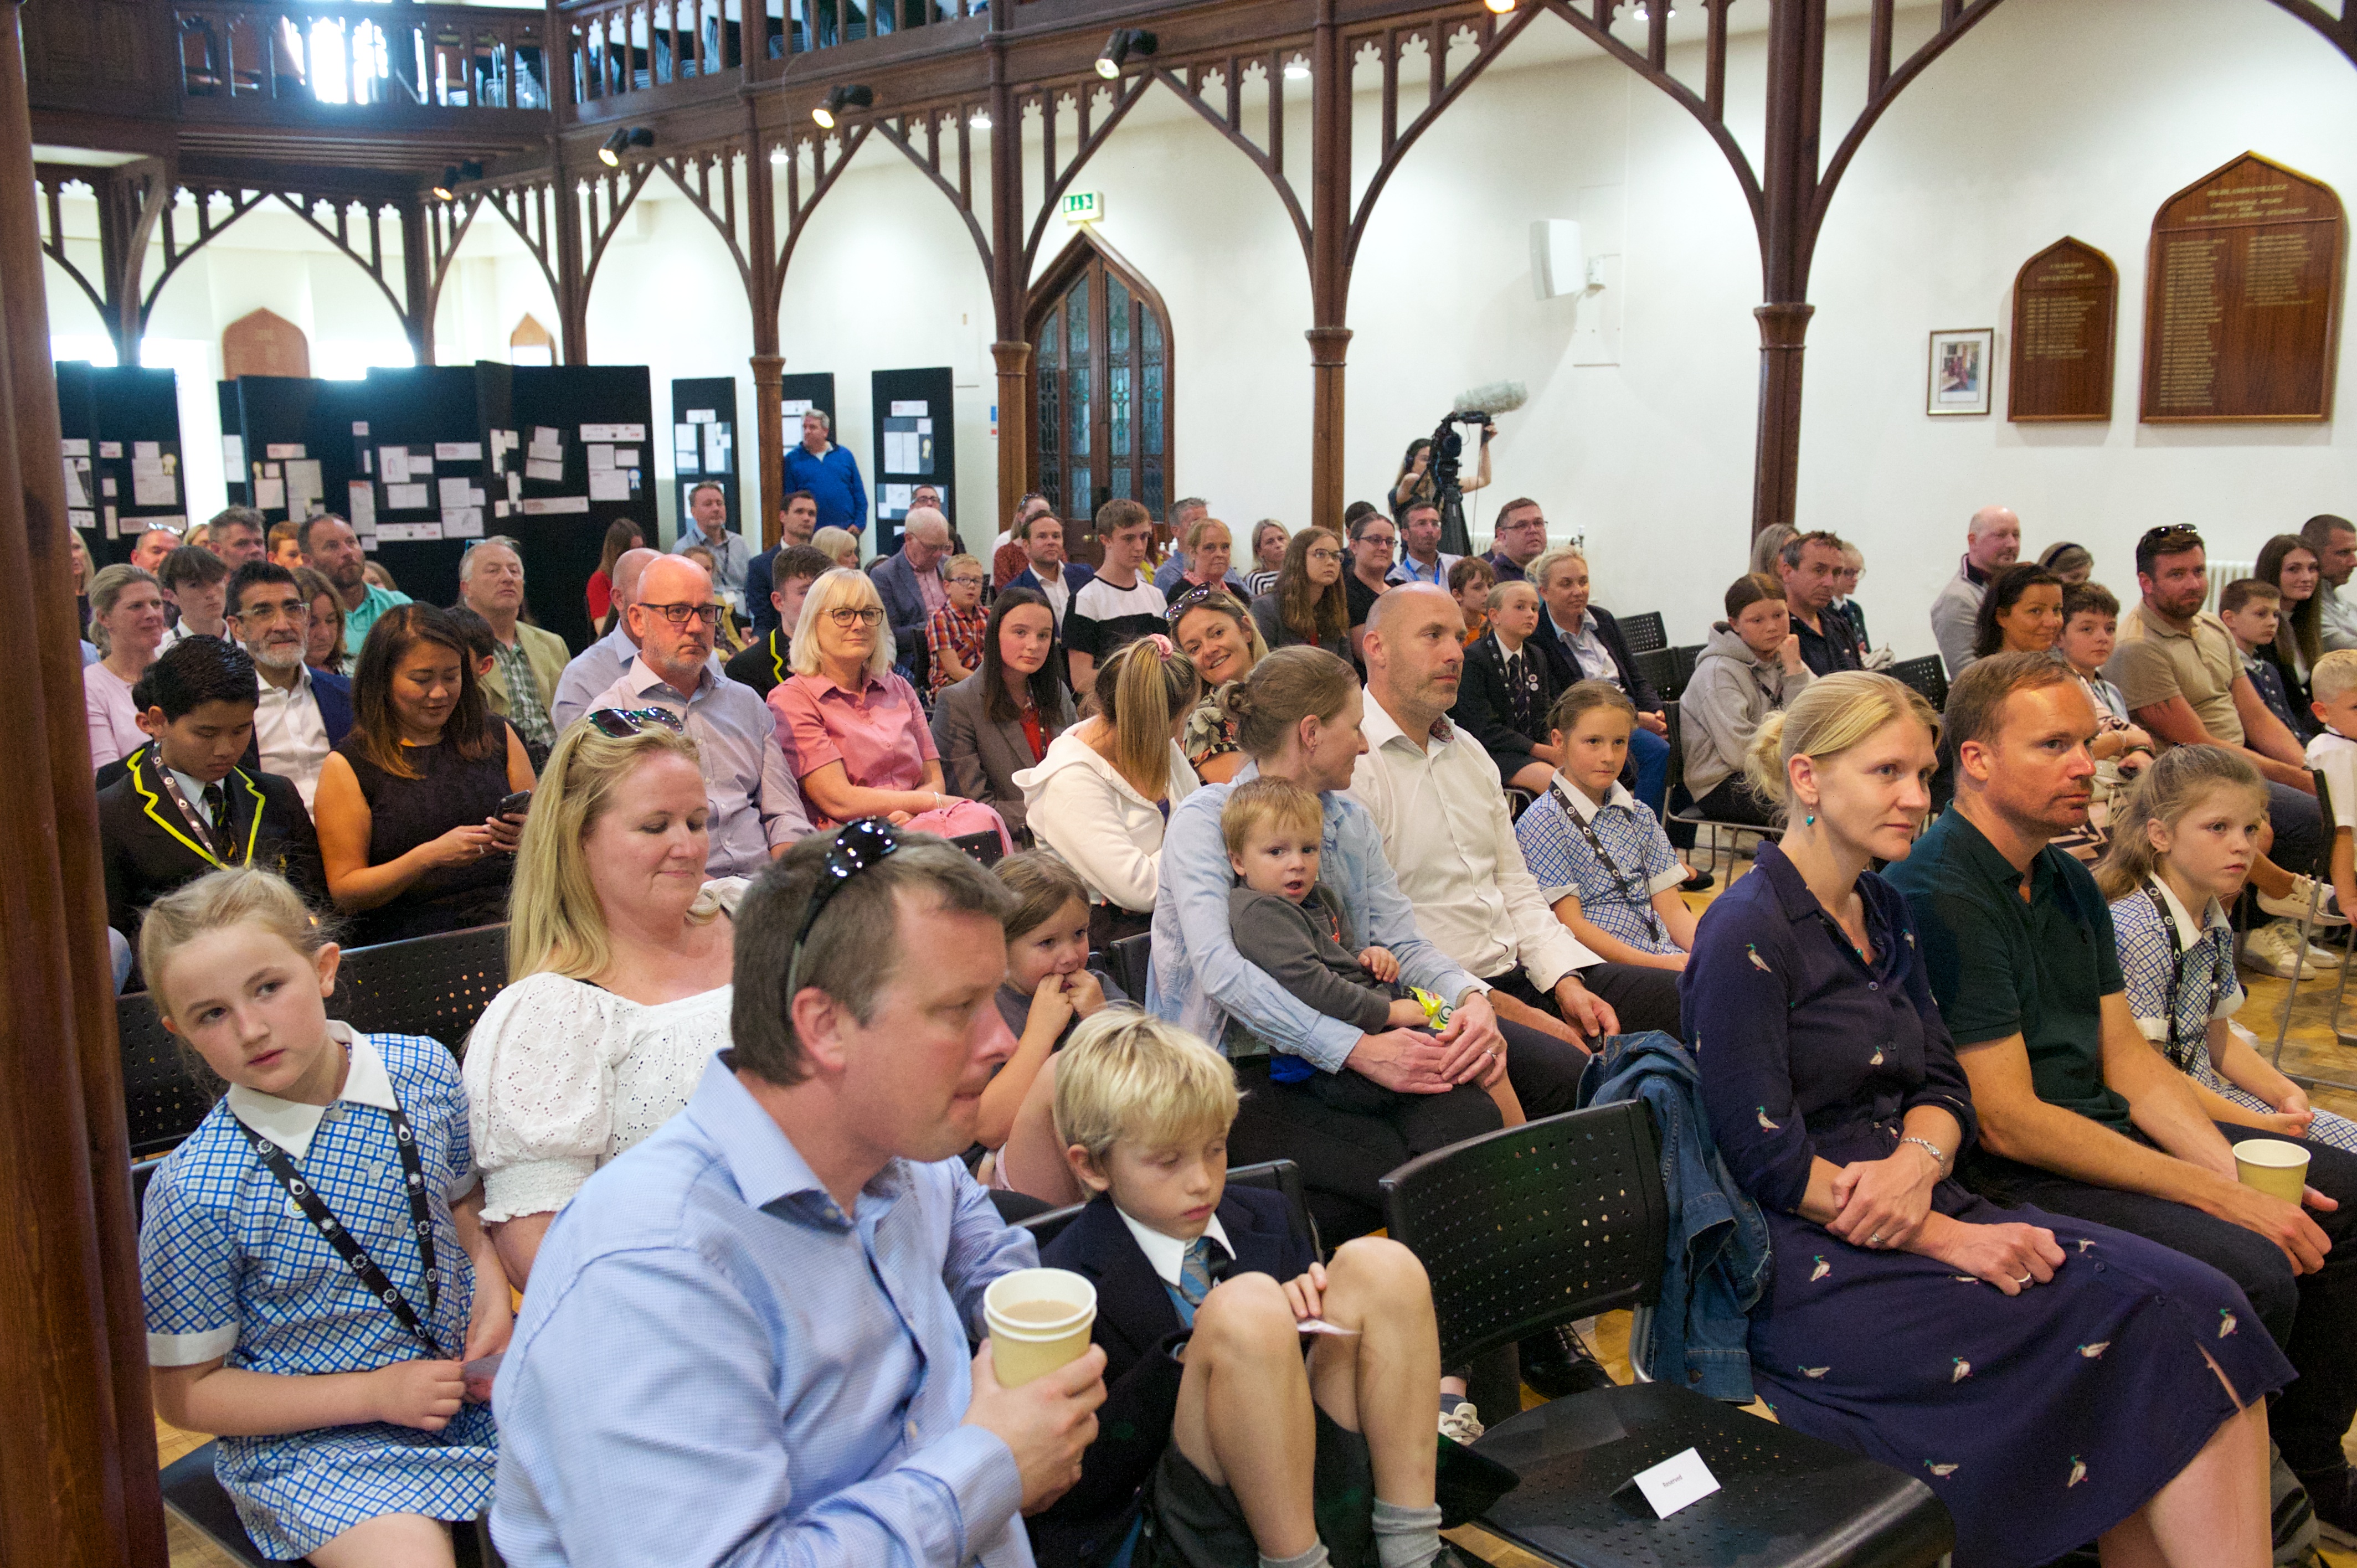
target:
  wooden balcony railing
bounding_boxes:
[559,0,984,106]
[174,2,549,111]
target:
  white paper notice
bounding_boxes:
[379,447,410,484]
[352,421,370,438]
[439,476,476,508]
[221,435,244,470]
[347,481,376,533]
[521,496,591,515]
[255,476,286,510]
[377,522,442,543]
[61,460,90,508]
[101,475,118,498]
[586,444,615,471]
[882,483,912,514]
[533,426,559,447]
[408,452,434,475]
[435,442,483,462]
[703,424,729,472]
[890,400,928,417]
[506,472,522,505]
[60,437,90,457]
[615,448,639,468]
[441,507,485,539]
[69,508,95,531]
[579,422,647,443]
[781,399,812,417]
[883,431,919,472]
[132,460,177,508]
[1629,1448,1720,1520]
[264,442,305,461]
[98,441,123,459]
[103,504,119,537]
[135,440,162,462]
[493,501,511,519]
[687,409,716,424]
[528,441,562,464]
[916,417,933,435]
[524,460,564,483]
[588,468,631,502]
[284,460,325,517]
[385,483,431,510]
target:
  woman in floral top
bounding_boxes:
[1169,586,1268,785]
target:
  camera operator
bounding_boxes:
[1391,419,1494,526]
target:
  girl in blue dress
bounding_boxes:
[2097,744,2357,1152]
[1683,672,2284,1568]
[137,867,507,1565]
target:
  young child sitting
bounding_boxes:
[136,868,507,1566]
[1448,555,1496,648]
[2220,577,2310,741]
[927,552,991,697]
[2050,582,2155,863]
[2096,745,2357,1152]
[1224,776,1524,1125]
[1031,1009,1463,1568]
[1514,681,1697,971]
[2308,648,2357,938]
[981,850,1126,1201]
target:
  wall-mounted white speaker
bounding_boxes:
[1530,218,1585,301]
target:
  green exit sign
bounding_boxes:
[1062,190,1105,225]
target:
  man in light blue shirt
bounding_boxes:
[1384,500,1461,587]
[492,831,1107,1567]
[591,555,810,875]
[550,547,657,732]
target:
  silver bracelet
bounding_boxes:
[1900,1136,1951,1177]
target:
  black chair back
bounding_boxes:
[1382,1105,1665,1368]
[332,922,510,1051]
[119,990,216,1158]
[1617,610,1667,654]
[1661,700,1687,800]
[1889,654,1948,711]
[1104,930,1152,1003]
[1632,646,1677,704]
[951,829,1005,866]
[1670,642,1702,695]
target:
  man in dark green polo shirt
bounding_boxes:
[1886,651,2357,1541]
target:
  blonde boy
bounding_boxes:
[1032,1011,1454,1568]
[2307,649,2357,924]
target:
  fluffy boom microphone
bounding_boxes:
[1451,380,1527,417]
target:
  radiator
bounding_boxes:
[2205,559,2255,611]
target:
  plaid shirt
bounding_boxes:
[925,603,988,697]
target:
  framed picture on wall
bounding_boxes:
[1927,328,1995,416]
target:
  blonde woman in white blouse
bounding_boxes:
[465,711,742,1284]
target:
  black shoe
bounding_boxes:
[2297,1464,2356,1549]
[1680,868,1716,893]
[1517,1325,1615,1399]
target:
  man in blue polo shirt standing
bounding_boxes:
[784,408,868,537]
[1885,651,2357,1546]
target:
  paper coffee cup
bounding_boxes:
[984,1267,1098,1388]
[2235,1138,2311,1204]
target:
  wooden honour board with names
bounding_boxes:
[2009,238,2117,421]
[2140,152,2344,422]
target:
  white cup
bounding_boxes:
[983,1267,1098,1387]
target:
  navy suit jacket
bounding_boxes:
[238,667,353,777]
[744,546,780,641]
[1007,561,1094,607]
[871,549,933,690]
[1029,1185,1313,1566]
[1533,602,1659,715]
[99,749,323,942]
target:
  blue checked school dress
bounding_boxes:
[140,1025,497,1559]
[1514,773,1686,956]
[2111,879,2357,1153]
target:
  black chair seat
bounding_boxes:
[1104,930,1152,1004]
[164,1441,502,1566]
[1469,1381,1951,1568]
[950,828,1005,866]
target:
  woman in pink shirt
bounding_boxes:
[768,567,960,829]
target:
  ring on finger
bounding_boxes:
[1867,1233,1883,1247]
[2013,1272,2032,1285]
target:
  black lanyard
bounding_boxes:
[236,1082,445,1359]
[1551,783,1666,943]
[2143,882,2198,1071]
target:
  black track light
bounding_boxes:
[1095,28,1156,79]
[433,166,459,202]
[598,126,653,168]
[812,84,873,130]
[459,159,485,182]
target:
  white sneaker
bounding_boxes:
[2257,876,2349,927]
[2242,921,2320,981]
[1439,1401,1486,1445]
[2267,917,2345,972]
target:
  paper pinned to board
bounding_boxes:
[99,441,123,459]
[385,483,431,510]
[524,459,564,483]
[69,508,95,532]
[380,447,411,484]
[615,448,640,468]
[221,435,244,470]
[265,442,305,461]
[586,444,615,471]
[60,437,90,457]
[284,458,325,517]
[439,476,477,508]
[686,409,716,424]
[376,522,442,543]
[435,442,483,462]
[588,468,631,502]
[61,459,91,509]
[132,458,178,508]
[703,423,729,473]
[254,476,286,510]
[347,481,376,534]
[890,400,928,417]
[520,496,590,515]
[441,507,485,539]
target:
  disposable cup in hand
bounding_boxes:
[984,1267,1097,1388]
[2235,1138,2311,1204]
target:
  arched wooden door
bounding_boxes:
[1027,234,1172,564]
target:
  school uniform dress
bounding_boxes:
[2112,879,2357,1153]
[138,1027,497,1559]
[1514,775,1686,958]
[1684,845,2291,1568]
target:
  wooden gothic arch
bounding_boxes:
[1022,229,1176,551]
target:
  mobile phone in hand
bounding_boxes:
[495,790,532,821]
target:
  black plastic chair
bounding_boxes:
[1663,702,1778,876]
[1104,930,1152,1004]
[332,923,510,1050]
[163,1443,503,1567]
[951,829,1006,867]
[1888,655,1948,712]
[1632,647,1678,705]
[1669,643,1702,697]
[1618,610,1667,655]
[1016,1159,1319,1261]
[1382,1106,1952,1568]
[119,989,215,1159]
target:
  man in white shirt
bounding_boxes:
[225,560,351,809]
[156,545,232,650]
[1349,584,1683,1039]
[1929,504,2021,677]
[2303,513,2357,653]
[672,481,749,612]
[552,546,660,731]
[1007,512,1090,629]
[1385,499,1461,587]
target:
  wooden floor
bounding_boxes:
[155,853,2357,1567]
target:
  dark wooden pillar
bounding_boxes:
[1749,0,1824,537]
[747,107,785,550]
[0,4,168,1565]
[545,1,588,365]
[399,192,434,367]
[986,4,1028,532]
[1304,0,1350,537]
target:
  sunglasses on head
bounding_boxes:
[2140,526,2204,548]
[586,706,687,739]
[787,818,902,994]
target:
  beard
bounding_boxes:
[253,638,305,672]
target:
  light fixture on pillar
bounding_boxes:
[812,84,873,129]
[1094,28,1156,80]
[1282,56,1310,81]
[1484,0,1516,12]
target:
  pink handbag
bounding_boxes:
[900,797,1013,858]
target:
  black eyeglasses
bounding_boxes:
[586,706,687,738]
[787,818,901,993]
[825,606,887,627]
[639,601,724,627]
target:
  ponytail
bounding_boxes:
[1221,646,1359,761]
[1097,635,1201,801]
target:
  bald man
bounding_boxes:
[874,507,953,690]
[550,545,664,731]
[1930,504,2022,678]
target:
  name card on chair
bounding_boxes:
[1617,1447,1720,1520]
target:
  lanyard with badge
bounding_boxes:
[236,1084,446,1358]
[2142,880,2199,1072]
[1550,782,1666,944]
[153,760,260,868]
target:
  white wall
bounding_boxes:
[48,0,2357,649]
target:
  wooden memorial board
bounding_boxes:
[2009,238,2116,421]
[2140,152,2344,422]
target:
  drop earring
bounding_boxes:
[1804,813,1816,827]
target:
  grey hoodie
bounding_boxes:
[1682,622,1813,798]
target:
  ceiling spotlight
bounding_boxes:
[812,84,873,129]
[598,127,653,167]
[1095,28,1156,80]
[433,166,459,201]
[1629,2,1676,17]
[770,145,788,164]
[1282,57,1310,81]
[1485,0,1516,12]
[969,109,992,130]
